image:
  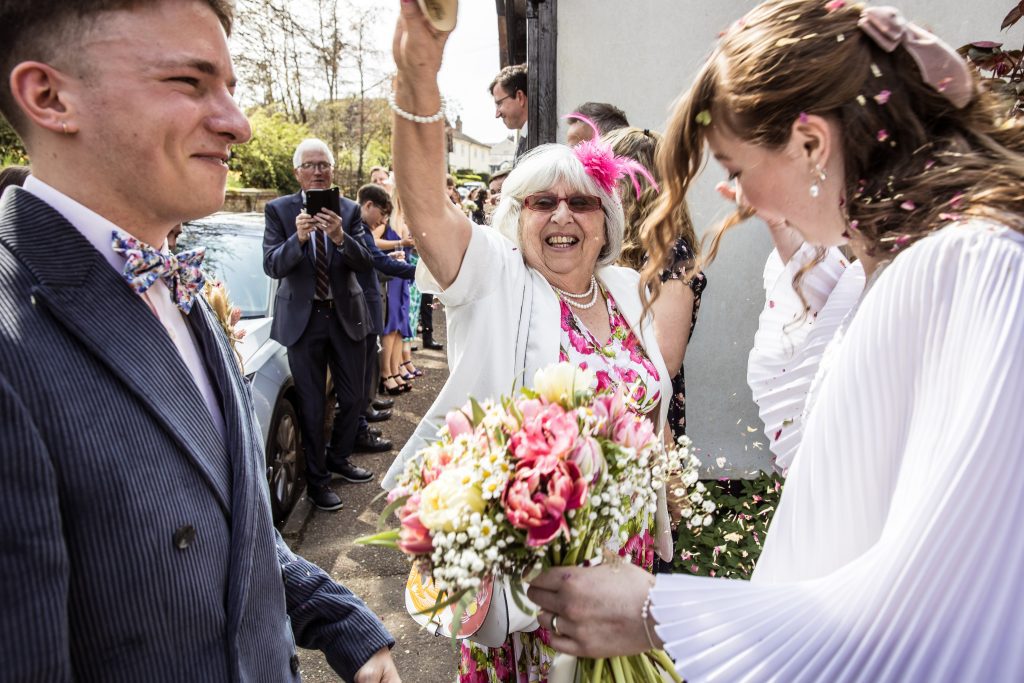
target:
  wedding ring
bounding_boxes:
[550,614,561,636]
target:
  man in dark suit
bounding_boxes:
[489,63,529,161]
[263,139,375,512]
[350,183,417,453]
[0,2,398,680]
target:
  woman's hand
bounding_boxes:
[526,563,658,658]
[393,1,449,86]
[716,180,804,264]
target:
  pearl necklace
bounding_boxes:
[551,276,601,309]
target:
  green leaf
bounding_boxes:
[353,528,401,546]
[377,494,410,531]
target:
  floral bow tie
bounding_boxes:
[111,230,206,313]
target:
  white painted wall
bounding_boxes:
[556,0,1018,473]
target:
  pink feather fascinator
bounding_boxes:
[564,113,658,199]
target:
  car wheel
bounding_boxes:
[266,396,304,525]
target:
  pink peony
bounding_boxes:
[509,402,579,473]
[503,460,587,547]
[397,495,433,555]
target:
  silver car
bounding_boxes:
[179,212,303,525]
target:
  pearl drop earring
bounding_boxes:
[809,165,827,198]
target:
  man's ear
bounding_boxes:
[790,113,833,170]
[9,61,78,136]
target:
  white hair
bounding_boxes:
[490,143,625,266]
[292,138,335,168]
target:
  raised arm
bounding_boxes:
[391,2,471,289]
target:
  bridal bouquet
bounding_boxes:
[359,362,698,682]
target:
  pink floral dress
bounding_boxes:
[459,284,661,683]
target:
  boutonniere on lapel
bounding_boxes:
[203,280,247,372]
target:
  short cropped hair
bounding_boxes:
[488,64,528,98]
[566,102,629,135]
[357,183,393,214]
[490,144,625,266]
[293,138,335,168]
[0,0,234,134]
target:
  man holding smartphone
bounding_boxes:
[263,139,377,512]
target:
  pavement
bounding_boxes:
[283,316,459,683]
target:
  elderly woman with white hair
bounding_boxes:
[384,3,672,680]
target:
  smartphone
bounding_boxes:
[305,187,340,217]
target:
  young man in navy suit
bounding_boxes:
[263,139,376,512]
[0,2,398,680]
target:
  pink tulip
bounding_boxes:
[591,390,629,437]
[570,436,605,484]
[397,495,434,555]
[445,408,473,439]
[612,414,656,450]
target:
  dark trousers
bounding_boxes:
[287,302,366,491]
[420,292,434,338]
[355,332,378,436]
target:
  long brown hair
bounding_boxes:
[641,0,1024,306]
[605,127,699,273]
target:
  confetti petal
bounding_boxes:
[870,63,882,78]
[900,200,916,211]
[877,129,889,142]
[857,95,867,106]
[695,110,713,126]
[825,0,846,10]
[799,112,809,123]
[873,89,891,105]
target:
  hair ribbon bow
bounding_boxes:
[857,6,974,108]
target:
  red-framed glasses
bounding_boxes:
[522,193,603,213]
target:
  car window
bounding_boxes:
[179,221,271,318]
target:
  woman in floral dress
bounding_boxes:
[460,285,664,682]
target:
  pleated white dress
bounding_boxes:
[747,245,865,472]
[652,221,1024,682]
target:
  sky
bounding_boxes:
[347,0,512,145]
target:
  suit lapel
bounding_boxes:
[0,189,232,512]
[188,298,262,633]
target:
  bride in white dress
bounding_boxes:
[526,2,1024,680]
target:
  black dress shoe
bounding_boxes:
[368,427,383,438]
[364,406,392,423]
[422,336,443,351]
[354,433,393,453]
[373,397,394,410]
[328,460,374,483]
[308,485,343,511]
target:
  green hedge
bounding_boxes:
[668,473,785,579]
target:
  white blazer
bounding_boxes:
[383,222,673,489]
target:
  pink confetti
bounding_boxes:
[938,76,953,92]
[873,89,891,105]
[877,129,889,142]
[825,0,846,10]
[799,111,809,124]
[950,192,966,209]
[849,220,860,231]
[895,235,911,246]
[900,200,916,211]
[924,159,936,171]
[769,300,775,308]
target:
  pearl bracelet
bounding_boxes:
[387,91,447,124]
[640,587,658,650]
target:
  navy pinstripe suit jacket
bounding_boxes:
[0,188,393,682]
